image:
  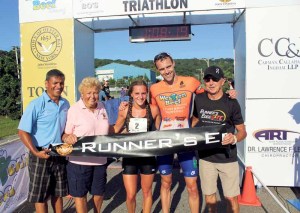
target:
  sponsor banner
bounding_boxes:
[19,0,73,23]
[246,5,300,99]
[52,125,227,157]
[20,19,75,110]
[246,99,300,186]
[73,0,246,18]
[0,141,29,212]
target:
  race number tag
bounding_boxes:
[128,118,147,133]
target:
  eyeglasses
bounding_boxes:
[203,77,220,83]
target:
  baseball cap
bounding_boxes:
[203,66,224,79]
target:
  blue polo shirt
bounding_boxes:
[18,91,70,148]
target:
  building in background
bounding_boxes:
[95,63,156,83]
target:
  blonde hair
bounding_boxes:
[78,77,102,94]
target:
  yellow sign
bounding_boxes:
[20,19,75,110]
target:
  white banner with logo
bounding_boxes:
[246,5,300,99]
[73,0,246,18]
[246,99,300,186]
[0,141,29,212]
[244,5,300,186]
[19,0,73,23]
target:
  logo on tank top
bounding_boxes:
[159,93,187,105]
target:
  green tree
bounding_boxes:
[0,48,21,119]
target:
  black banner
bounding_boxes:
[51,125,227,157]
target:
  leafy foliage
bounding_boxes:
[0,47,233,121]
[0,49,21,119]
[95,58,234,79]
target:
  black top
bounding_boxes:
[125,105,155,132]
[193,92,244,163]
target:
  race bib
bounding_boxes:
[128,118,147,133]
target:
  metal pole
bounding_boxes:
[14,46,20,79]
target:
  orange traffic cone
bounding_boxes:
[238,166,261,206]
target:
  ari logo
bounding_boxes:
[253,129,300,142]
[219,0,231,2]
[31,26,62,62]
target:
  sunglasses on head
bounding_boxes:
[203,77,220,83]
[153,52,172,63]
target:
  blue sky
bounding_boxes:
[0,0,234,61]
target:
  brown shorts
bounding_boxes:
[199,160,240,197]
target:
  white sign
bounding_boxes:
[19,0,73,23]
[246,5,300,99]
[246,99,300,186]
[73,0,246,18]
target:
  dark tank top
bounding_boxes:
[124,105,155,132]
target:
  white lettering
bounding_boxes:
[145,140,157,149]
[205,132,220,144]
[82,142,96,152]
[159,139,172,147]
[184,137,197,146]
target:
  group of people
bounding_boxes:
[18,52,246,213]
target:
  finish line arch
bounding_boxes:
[18,0,300,187]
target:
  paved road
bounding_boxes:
[15,159,300,213]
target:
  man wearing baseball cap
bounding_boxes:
[192,65,247,213]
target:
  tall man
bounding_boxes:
[150,52,204,213]
[192,66,247,213]
[18,69,69,213]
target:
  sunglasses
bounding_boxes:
[203,77,220,83]
[153,52,172,63]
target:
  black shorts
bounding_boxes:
[66,162,107,197]
[27,153,68,203]
[122,157,157,175]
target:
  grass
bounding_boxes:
[0,116,19,139]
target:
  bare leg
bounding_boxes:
[184,176,200,213]
[93,195,104,213]
[74,195,88,213]
[205,193,217,213]
[140,173,155,213]
[51,196,64,213]
[225,196,240,213]
[160,174,172,213]
[123,174,138,213]
[35,202,48,213]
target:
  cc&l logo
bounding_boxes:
[31,26,62,62]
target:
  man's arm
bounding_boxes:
[191,116,199,127]
[150,104,161,130]
[222,123,247,145]
[18,129,50,159]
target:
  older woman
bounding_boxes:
[62,77,112,213]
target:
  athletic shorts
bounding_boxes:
[66,162,107,197]
[157,151,198,177]
[122,157,157,175]
[27,153,68,203]
[199,160,240,197]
